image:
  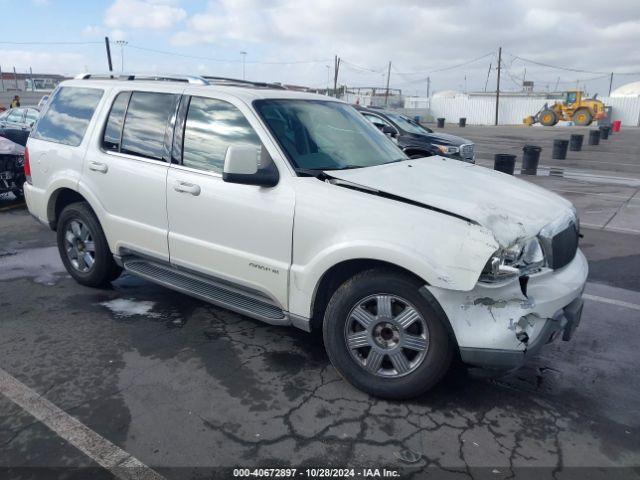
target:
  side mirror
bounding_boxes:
[222,145,279,187]
[382,125,397,137]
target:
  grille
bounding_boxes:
[460,144,474,160]
[550,223,579,269]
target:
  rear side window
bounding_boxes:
[31,87,103,146]
[182,97,261,173]
[102,91,131,151]
[120,91,179,161]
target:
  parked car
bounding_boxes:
[0,136,25,198]
[24,74,586,399]
[356,106,475,162]
[0,107,39,146]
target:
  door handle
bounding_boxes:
[174,181,201,196]
[89,161,108,173]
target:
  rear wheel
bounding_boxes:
[57,202,122,287]
[323,269,453,399]
[573,108,592,126]
[539,109,558,126]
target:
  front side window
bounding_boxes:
[25,109,40,124]
[255,100,406,170]
[182,96,261,173]
[31,87,103,146]
[363,113,394,132]
[120,91,179,161]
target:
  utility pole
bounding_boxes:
[384,60,391,106]
[494,46,501,126]
[333,55,340,97]
[114,40,128,72]
[484,62,491,92]
[608,72,614,96]
[325,65,330,95]
[426,76,430,109]
[105,37,113,72]
[29,67,34,91]
[240,51,247,80]
[554,76,560,92]
[13,66,18,90]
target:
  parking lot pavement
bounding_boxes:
[438,125,640,235]
[1,202,640,478]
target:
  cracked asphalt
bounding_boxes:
[1,134,640,480]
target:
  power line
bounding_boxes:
[0,41,103,45]
[126,44,330,65]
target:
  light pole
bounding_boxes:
[240,51,247,80]
[114,40,128,72]
[326,65,331,95]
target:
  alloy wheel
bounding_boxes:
[64,219,96,273]
[344,294,430,378]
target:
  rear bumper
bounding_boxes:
[459,296,584,369]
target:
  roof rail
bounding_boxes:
[202,76,286,90]
[74,73,209,85]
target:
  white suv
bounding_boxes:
[24,74,587,399]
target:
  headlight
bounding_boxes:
[434,144,459,155]
[479,237,546,283]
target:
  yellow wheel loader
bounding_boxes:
[524,91,606,127]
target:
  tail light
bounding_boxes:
[24,147,32,184]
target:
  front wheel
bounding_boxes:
[57,202,122,287]
[323,270,453,399]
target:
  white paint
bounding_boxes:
[583,294,640,311]
[99,298,160,318]
[0,367,165,480]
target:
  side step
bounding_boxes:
[122,257,289,325]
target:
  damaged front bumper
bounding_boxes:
[425,248,588,370]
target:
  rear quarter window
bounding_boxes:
[31,86,104,147]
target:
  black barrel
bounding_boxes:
[437,118,445,128]
[521,145,541,175]
[588,129,600,145]
[599,125,610,140]
[552,139,569,160]
[569,134,584,151]
[459,117,466,127]
[494,154,516,175]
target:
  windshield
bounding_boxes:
[385,113,432,135]
[254,99,406,170]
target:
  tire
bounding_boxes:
[56,202,121,287]
[539,110,558,126]
[322,269,453,399]
[573,108,592,126]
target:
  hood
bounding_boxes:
[407,131,471,146]
[326,156,573,247]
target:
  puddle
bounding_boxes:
[0,246,66,285]
[99,298,162,319]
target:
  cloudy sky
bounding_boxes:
[2,0,640,96]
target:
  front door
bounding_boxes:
[166,95,295,309]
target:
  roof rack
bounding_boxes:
[75,73,209,85]
[202,76,286,89]
[74,73,287,89]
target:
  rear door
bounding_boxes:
[166,94,295,308]
[80,88,181,261]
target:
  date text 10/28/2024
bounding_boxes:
[233,468,401,478]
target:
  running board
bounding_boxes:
[121,257,289,326]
